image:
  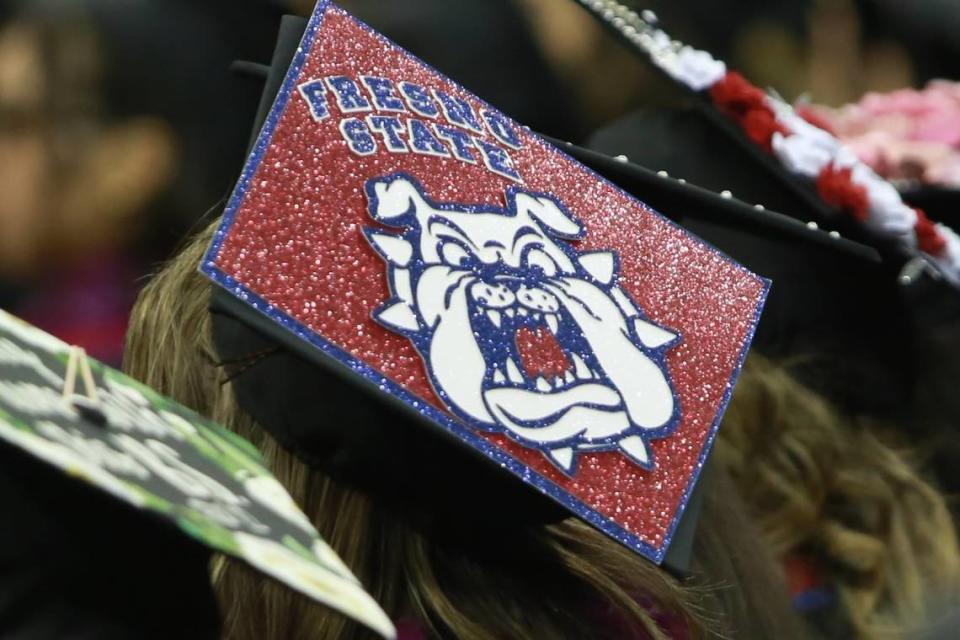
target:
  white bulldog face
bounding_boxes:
[363,175,680,474]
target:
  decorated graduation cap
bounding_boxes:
[203,1,770,566]
[572,0,960,289]
[0,309,395,639]
[567,0,960,432]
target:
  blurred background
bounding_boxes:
[1,0,958,365]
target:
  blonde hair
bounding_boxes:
[716,355,960,638]
[124,221,807,639]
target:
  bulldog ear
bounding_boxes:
[374,302,420,332]
[514,192,582,238]
[578,252,616,285]
[633,318,679,349]
[618,436,651,467]
[546,447,577,475]
[366,176,429,224]
[364,230,413,267]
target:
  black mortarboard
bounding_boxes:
[203,2,768,571]
[579,119,918,423]
[902,185,960,228]
[566,1,960,436]
[571,0,960,290]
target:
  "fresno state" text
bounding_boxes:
[297,75,524,182]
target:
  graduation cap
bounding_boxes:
[558,1,960,441]
[0,309,395,639]
[203,1,769,569]
[570,0,960,290]
[550,137,930,423]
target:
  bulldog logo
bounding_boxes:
[363,174,681,475]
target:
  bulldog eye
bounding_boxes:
[440,242,471,267]
[526,249,558,277]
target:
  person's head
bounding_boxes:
[717,355,960,639]
[124,220,807,639]
[0,4,176,277]
[0,0,277,281]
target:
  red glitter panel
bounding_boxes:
[206,2,767,563]
[515,327,572,379]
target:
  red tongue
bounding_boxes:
[515,326,571,379]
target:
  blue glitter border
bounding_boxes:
[200,0,771,565]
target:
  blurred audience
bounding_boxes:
[0,0,280,363]
[1,0,957,370]
[809,81,960,189]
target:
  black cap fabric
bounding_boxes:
[211,288,569,527]
[902,185,960,228]
[0,443,220,639]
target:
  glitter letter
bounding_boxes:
[399,82,439,118]
[367,115,409,152]
[476,139,522,182]
[325,75,372,113]
[432,89,484,134]
[340,118,377,155]
[408,119,450,157]
[482,109,522,149]
[433,125,477,163]
[360,76,407,112]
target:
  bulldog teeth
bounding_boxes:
[505,358,525,385]
[486,309,502,328]
[493,368,506,384]
[517,308,528,317]
[564,370,576,384]
[533,312,542,321]
[545,313,559,334]
[536,377,552,392]
[554,376,565,389]
[572,354,592,379]
[505,308,516,318]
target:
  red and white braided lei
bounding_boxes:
[576,0,960,286]
[659,42,960,286]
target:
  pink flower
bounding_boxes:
[805,81,960,187]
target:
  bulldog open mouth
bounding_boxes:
[364,175,681,475]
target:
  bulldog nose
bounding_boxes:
[517,285,560,313]
[470,281,516,309]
